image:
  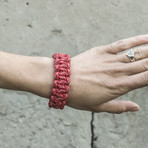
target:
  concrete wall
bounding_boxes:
[0,0,148,148]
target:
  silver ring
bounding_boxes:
[126,48,136,62]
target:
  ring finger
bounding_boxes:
[117,46,148,63]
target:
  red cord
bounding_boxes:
[48,53,71,109]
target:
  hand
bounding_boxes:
[66,35,148,113]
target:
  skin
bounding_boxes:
[0,34,148,113]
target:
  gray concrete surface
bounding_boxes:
[0,0,148,148]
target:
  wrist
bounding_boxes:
[28,56,54,98]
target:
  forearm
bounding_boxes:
[0,51,54,98]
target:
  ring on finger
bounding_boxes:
[126,48,136,62]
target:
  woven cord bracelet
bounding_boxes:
[48,53,71,109]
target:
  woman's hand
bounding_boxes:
[67,35,148,113]
[1,35,147,114]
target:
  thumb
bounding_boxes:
[95,100,139,114]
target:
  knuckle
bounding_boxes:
[141,73,148,84]
[113,79,124,89]
[134,35,140,42]
[135,48,144,60]
[117,105,126,114]
[103,65,124,77]
[107,79,126,95]
[90,46,105,55]
[115,39,127,49]
[116,40,124,45]
[117,106,126,114]
[113,66,124,74]
[140,59,148,71]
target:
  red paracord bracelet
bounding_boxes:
[48,53,71,109]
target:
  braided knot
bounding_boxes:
[48,53,71,109]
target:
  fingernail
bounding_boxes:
[129,105,139,111]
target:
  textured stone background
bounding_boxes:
[0,0,148,148]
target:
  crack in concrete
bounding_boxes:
[90,112,95,148]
